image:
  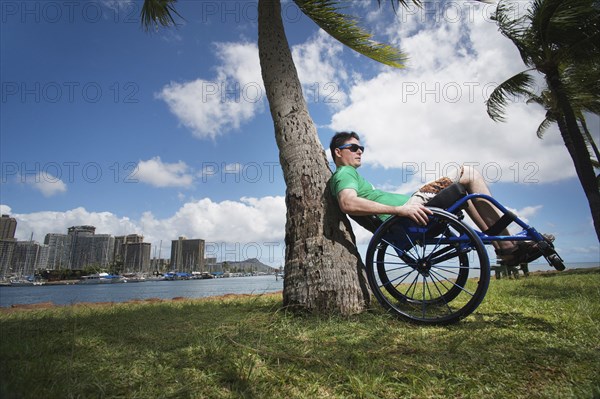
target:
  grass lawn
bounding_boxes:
[1,268,599,399]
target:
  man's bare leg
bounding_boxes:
[458,166,516,255]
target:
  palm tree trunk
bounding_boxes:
[579,116,600,167]
[579,116,600,191]
[547,72,600,241]
[258,0,370,315]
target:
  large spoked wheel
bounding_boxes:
[365,208,490,325]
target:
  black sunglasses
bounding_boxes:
[338,143,365,153]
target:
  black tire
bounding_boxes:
[365,208,490,325]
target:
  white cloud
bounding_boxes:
[23,172,67,197]
[136,157,194,188]
[291,30,349,107]
[330,3,574,184]
[214,42,262,87]
[512,205,543,222]
[158,196,285,243]
[503,205,543,234]
[157,31,357,140]
[10,207,140,242]
[139,195,286,263]
[2,196,286,265]
[156,41,263,140]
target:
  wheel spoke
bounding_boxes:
[429,269,475,297]
[366,209,490,325]
[421,275,427,317]
[427,269,453,293]
[378,268,414,290]
[404,273,420,300]
[381,238,417,264]
[424,274,454,315]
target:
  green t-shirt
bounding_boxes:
[330,166,409,219]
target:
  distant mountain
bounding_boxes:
[210,258,278,273]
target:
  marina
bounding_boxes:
[0,275,283,308]
[1,263,598,308]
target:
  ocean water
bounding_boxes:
[1,262,596,308]
[0,275,284,307]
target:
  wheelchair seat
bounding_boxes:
[349,214,383,233]
[424,182,467,210]
[349,182,467,233]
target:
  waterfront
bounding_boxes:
[2,263,598,308]
[0,275,283,307]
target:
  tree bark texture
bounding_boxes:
[258,0,370,315]
[546,71,600,241]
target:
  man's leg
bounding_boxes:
[408,164,550,264]
[458,166,515,254]
[406,165,514,254]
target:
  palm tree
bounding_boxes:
[486,0,600,241]
[140,0,420,315]
[528,89,600,170]
[526,58,600,174]
[142,0,502,315]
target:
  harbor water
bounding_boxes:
[0,275,284,307]
[1,263,597,308]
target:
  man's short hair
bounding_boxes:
[330,131,360,158]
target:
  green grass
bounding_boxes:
[1,269,599,399]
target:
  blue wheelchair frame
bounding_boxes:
[446,193,547,245]
[363,189,564,325]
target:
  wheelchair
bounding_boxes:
[351,183,565,325]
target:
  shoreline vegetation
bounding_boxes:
[1,266,595,311]
[1,267,599,398]
[0,292,278,313]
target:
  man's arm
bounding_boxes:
[337,188,432,226]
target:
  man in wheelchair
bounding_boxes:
[329,131,554,267]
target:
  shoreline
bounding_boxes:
[2,267,598,312]
[0,291,284,313]
[1,273,281,287]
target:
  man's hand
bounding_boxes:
[337,189,432,225]
[395,203,433,226]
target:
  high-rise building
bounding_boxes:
[114,234,151,273]
[2,223,158,275]
[0,214,17,240]
[114,234,144,261]
[0,239,17,279]
[68,226,114,269]
[124,242,151,273]
[170,237,205,273]
[0,215,18,279]
[11,241,48,277]
[44,233,71,270]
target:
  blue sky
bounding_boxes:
[1,0,598,267]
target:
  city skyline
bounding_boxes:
[0,214,219,278]
[1,1,598,267]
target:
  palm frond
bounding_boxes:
[526,93,545,107]
[536,116,554,138]
[562,61,600,114]
[486,70,537,122]
[493,1,535,66]
[294,0,409,68]
[525,0,600,67]
[141,0,183,32]
[549,0,600,48]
